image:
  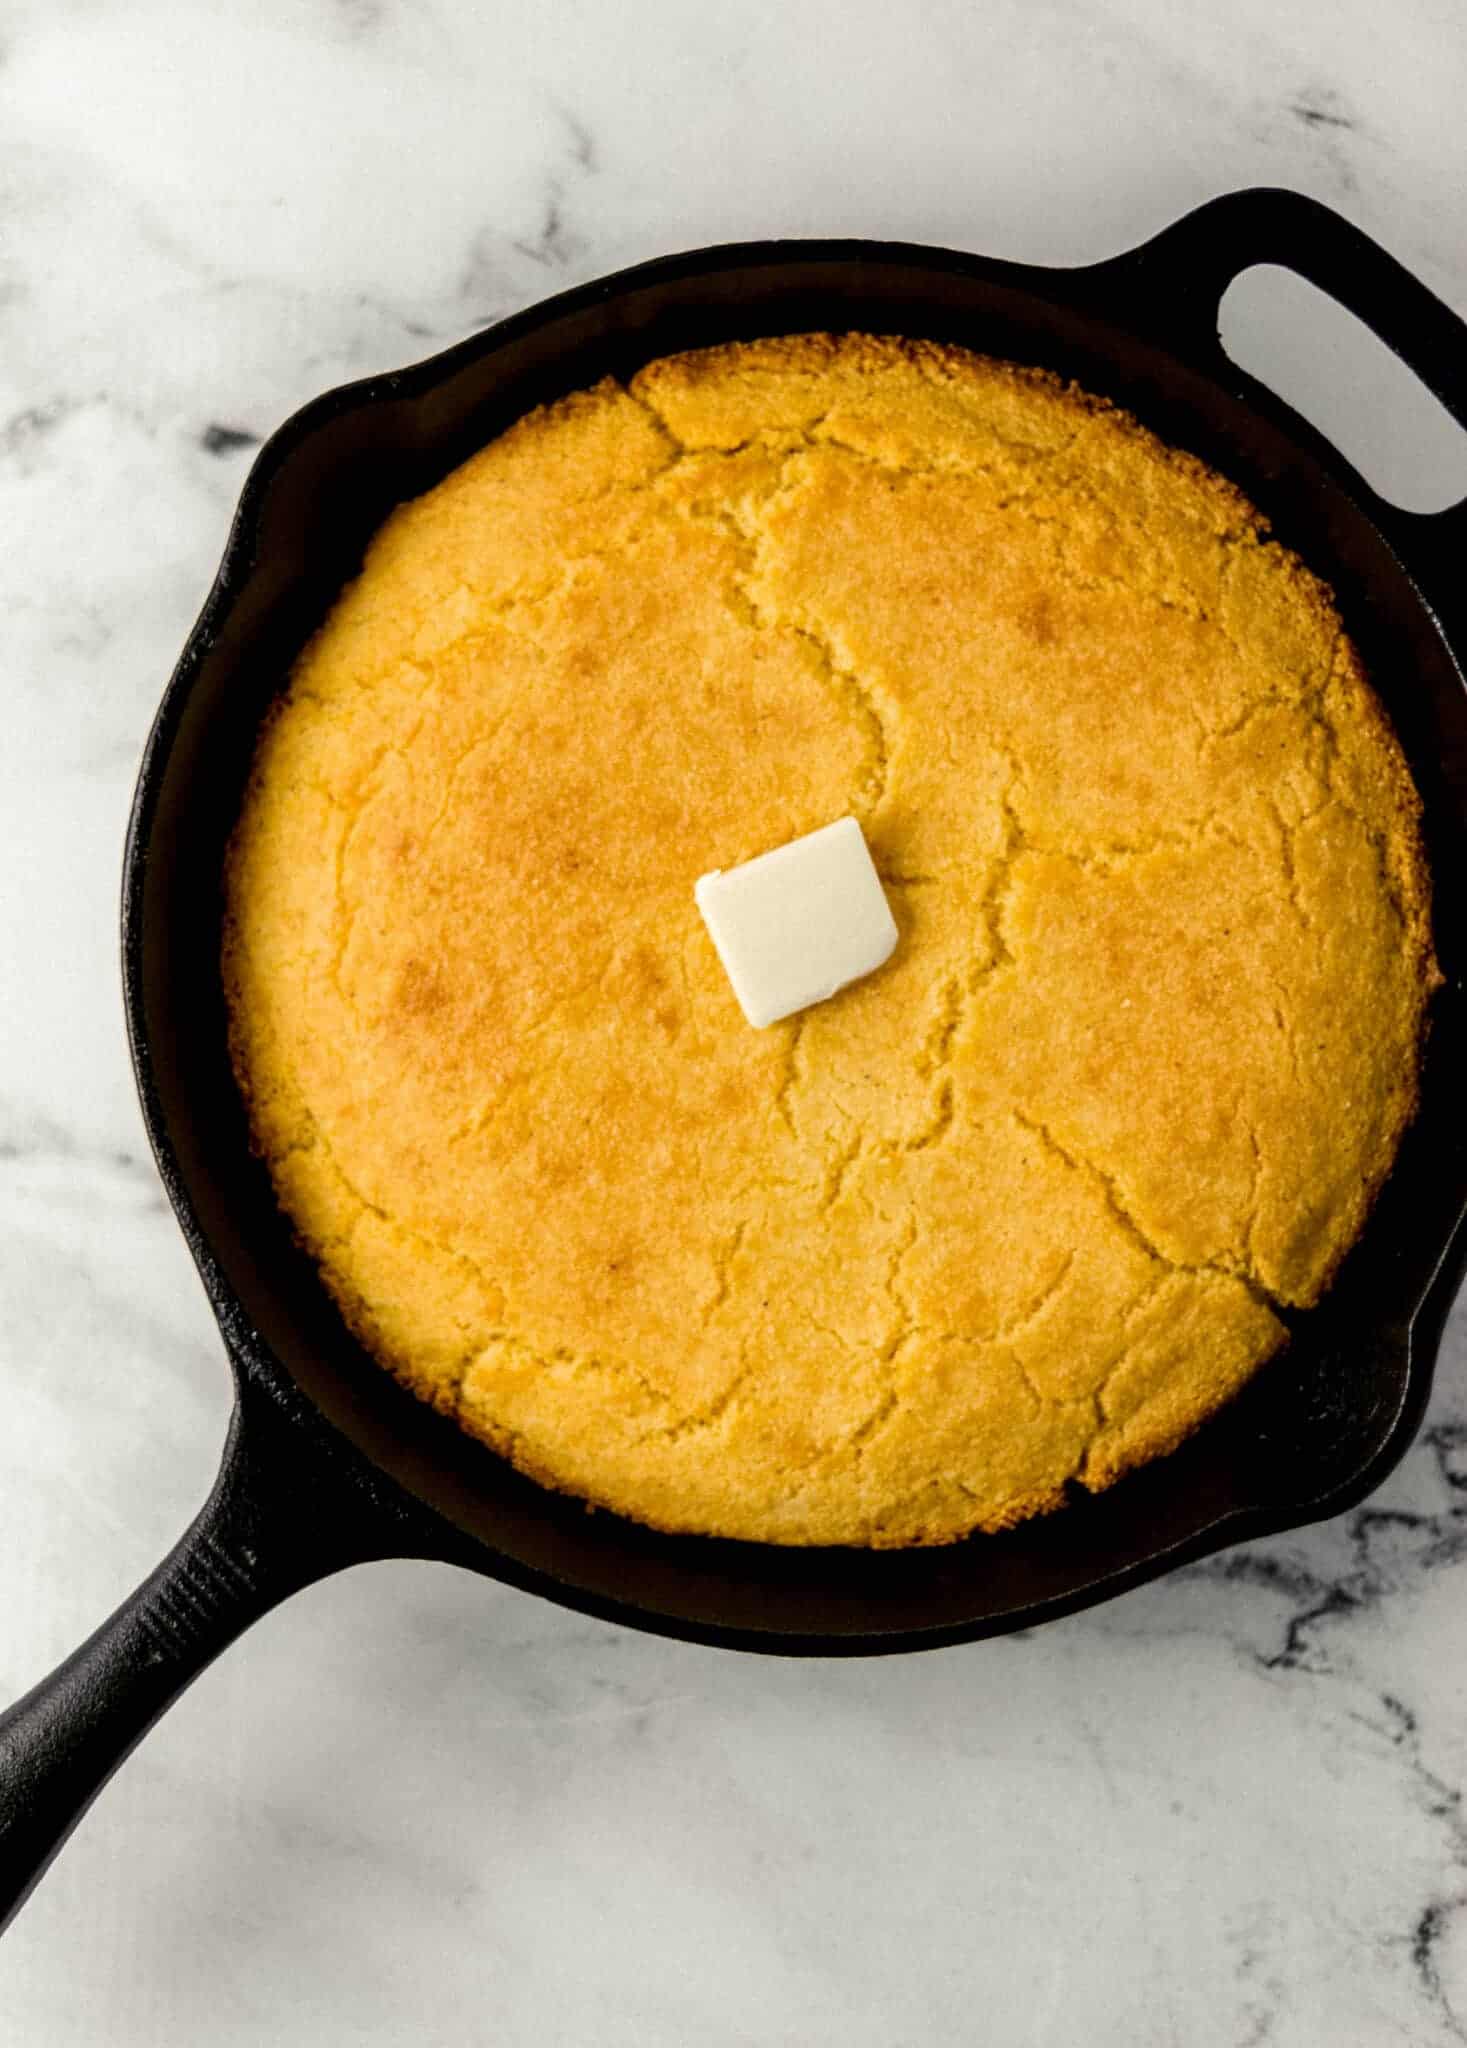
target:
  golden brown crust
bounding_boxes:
[222,333,1436,1547]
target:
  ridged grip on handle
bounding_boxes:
[0,1379,393,1932]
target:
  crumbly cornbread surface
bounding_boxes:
[223,334,1435,1547]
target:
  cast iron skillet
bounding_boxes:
[3,187,1466,1929]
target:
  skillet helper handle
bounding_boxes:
[0,1378,382,1932]
[1091,185,1467,614]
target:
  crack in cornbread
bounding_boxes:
[223,334,1436,1546]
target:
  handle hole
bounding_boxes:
[1218,264,1467,516]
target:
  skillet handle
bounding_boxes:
[0,1375,393,1932]
[1085,185,1467,619]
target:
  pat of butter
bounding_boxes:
[695,816,899,1029]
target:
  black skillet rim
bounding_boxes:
[121,190,1467,1654]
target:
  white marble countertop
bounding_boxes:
[3,3,1467,2041]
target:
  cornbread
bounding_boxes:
[223,333,1436,1547]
